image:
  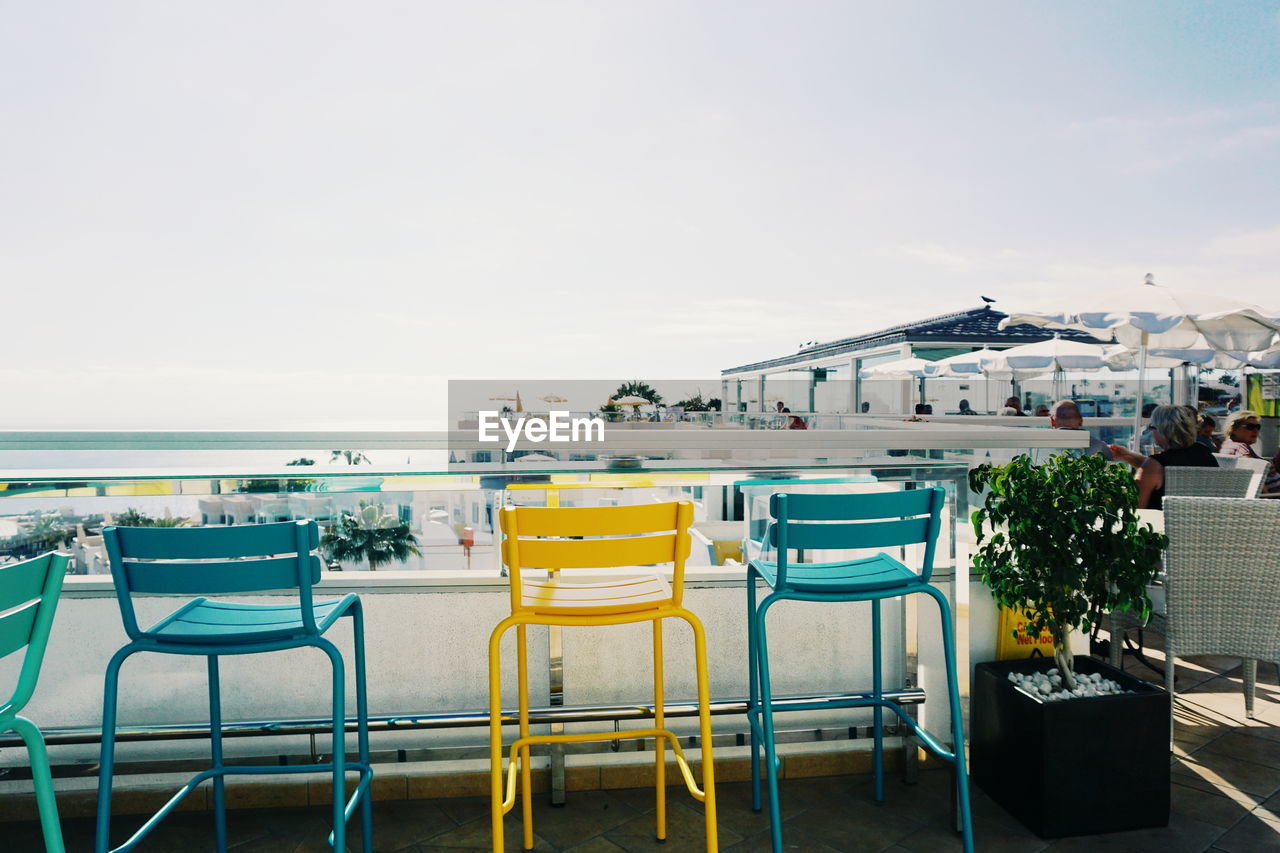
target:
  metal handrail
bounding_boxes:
[0,688,926,748]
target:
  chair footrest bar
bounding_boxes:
[500,727,707,813]
[108,763,375,853]
[746,698,958,765]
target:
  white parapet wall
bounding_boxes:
[0,568,972,766]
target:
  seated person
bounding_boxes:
[1033,404,1050,417]
[1220,410,1280,494]
[957,398,978,415]
[1048,399,1112,458]
[1195,413,1221,450]
[781,407,808,430]
[1108,405,1217,509]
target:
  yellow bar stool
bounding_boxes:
[489,501,718,852]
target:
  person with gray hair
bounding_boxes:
[1049,399,1112,458]
[1108,404,1217,509]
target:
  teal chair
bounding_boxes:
[0,552,70,853]
[96,521,372,853]
[746,488,974,853]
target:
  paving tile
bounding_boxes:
[1181,677,1280,726]
[1256,788,1280,823]
[519,790,642,850]
[1194,731,1280,771]
[1174,749,1280,799]
[721,826,842,851]
[1170,780,1256,829]
[418,810,555,851]
[774,797,924,852]
[897,820,1047,852]
[561,837,631,853]
[603,799,732,853]
[1210,813,1280,853]
[356,799,458,851]
[1045,809,1224,853]
[1042,815,1225,852]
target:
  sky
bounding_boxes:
[2,1,1278,429]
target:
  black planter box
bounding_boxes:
[972,655,1170,838]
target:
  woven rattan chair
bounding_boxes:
[1108,467,1256,668]
[1163,496,1280,719]
[1212,454,1271,497]
[1164,467,1255,498]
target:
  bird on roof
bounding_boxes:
[980,295,997,304]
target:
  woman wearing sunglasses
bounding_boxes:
[1221,410,1280,494]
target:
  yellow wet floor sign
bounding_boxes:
[996,606,1057,660]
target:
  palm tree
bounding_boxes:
[613,380,663,406]
[28,516,71,549]
[111,508,190,527]
[320,503,421,571]
[330,450,370,465]
[113,508,154,527]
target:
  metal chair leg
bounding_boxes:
[319,639,347,852]
[489,619,513,853]
[683,611,719,853]
[10,716,65,853]
[516,623,534,850]
[746,567,762,813]
[208,656,227,852]
[653,617,667,841]
[872,598,884,803]
[754,598,784,853]
[924,586,974,853]
[352,606,374,853]
[96,646,134,853]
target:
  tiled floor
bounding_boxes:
[9,644,1280,852]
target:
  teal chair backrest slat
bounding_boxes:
[771,516,931,552]
[121,555,323,595]
[104,520,322,641]
[111,522,319,560]
[768,487,944,588]
[0,552,69,717]
[0,600,40,660]
[769,488,935,521]
[0,557,53,613]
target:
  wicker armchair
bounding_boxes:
[1210,454,1270,496]
[1107,467,1256,669]
[1163,496,1280,719]
[1164,467,1255,498]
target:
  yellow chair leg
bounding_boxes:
[517,623,534,850]
[653,617,667,841]
[684,610,719,852]
[489,620,510,853]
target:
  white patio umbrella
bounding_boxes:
[859,357,935,412]
[999,336,1132,402]
[1001,276,1280,447]
[923,348,1016,378]
[858,357,935,380]
[922,349,1025,414]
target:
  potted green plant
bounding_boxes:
[967,451,1169,838]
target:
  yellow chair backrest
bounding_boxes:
[499,502,694,610]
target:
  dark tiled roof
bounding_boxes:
[722,305,1104,374]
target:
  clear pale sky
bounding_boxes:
[3,1,1278,428]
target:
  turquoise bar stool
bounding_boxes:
[96,521,372,853]
[1,552,70,853]
[746,488,974,853]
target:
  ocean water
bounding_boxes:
[0,448,442,519]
